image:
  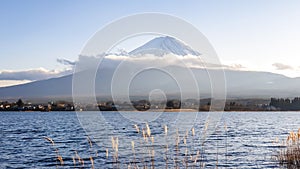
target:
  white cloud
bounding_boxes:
[0,67,72,81]
[56,58,76,66]
[72,54,247,73]
[228,64,246,70]
[0,57,75,82]
[96,54,224,68]
[272,63,294,70]
[0,80,31,87]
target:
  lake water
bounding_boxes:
[0,111,299,168]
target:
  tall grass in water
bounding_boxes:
[43,121,227,168]
[43,137,64,166]
[277,128,300,169]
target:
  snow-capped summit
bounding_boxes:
[129,36,201,56]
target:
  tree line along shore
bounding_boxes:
[1,97,300,112]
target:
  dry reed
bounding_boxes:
[43,136,64,166]
[43,120,228,168]
[277,128,300,169]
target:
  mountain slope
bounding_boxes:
[1,66,300,99]
[0,75,72,99]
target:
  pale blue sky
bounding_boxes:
[1,0,300,83]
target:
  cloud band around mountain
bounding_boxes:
[0,68,72,81]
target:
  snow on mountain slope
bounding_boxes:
[129,36,201,56]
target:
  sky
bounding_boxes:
[1,0,300,86]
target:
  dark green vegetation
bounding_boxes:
[0,99,74,111]
[270,97,300,111]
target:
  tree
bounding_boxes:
[16,99,24,108]
[166,99,181,109]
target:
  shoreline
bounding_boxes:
[1,110,300,112]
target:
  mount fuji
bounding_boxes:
[1,36,300,100]
[129,36,201,56]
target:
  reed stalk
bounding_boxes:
[277,128,300,169]
[43,137,64,166]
